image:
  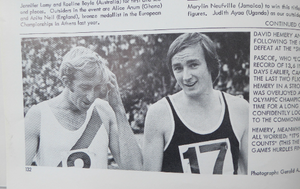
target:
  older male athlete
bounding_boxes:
[25,46,141,170]
[143,33,248,174]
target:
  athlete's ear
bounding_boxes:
[62,76,72,89]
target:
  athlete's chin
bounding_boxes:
[79,102,92,111]
[183,90,201,98]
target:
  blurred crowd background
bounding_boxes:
[22,32,250,134]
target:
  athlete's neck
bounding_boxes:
[182,88,219,108]
[171,89,223,132]
[50,89,85,114]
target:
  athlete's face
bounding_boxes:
[68,70,107,111]
[171,44,213,97]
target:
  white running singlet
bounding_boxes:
[34,101,109,169]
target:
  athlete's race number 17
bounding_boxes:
[179,139,231,174]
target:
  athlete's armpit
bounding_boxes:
[24,105,41,166]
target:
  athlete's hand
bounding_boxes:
[107,70,123,110]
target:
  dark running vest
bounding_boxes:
[161,92,239,174]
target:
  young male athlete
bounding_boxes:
[25,47,141,170]
[143,33,249,174]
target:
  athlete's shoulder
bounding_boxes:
[24,102,46,136]
[94,98,110,106]
[145,96,174,134]
[94,98,114,114]
[146,97,171,120]
[223,92,249,115]
[93,98,116,130]
[222,92,249,140]
[25,101,46,120]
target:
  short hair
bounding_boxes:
[59,46,109,84]
[167,33,221,83]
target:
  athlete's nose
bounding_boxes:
[183,68,192,81]
[86,89,96,102]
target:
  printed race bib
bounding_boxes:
[178,138,234,174]
[60,149,97,168]
[57,107,104,169]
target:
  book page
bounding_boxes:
[0,70,6,188]
[0,1,7,186]
[2,0,300,188]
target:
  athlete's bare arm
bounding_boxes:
[24,105,41,166]
[143,99,172,171]
[100,72,142,170]
[94,99,122,166]
[225,93,249,175]
[239,120,248,174]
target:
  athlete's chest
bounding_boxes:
[174,103,223,132]
[170,93,224,132]
[52,109,88,131]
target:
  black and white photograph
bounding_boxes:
[22,32,250,174]
[3,0,300,188]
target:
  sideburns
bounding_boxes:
[69,81,75,92]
